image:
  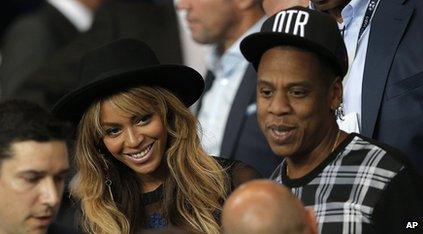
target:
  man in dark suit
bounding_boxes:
[308,0,423,174]
[0,0,103,99]
[177,0,282,177]
[0,1,78,98]
[6,0,182,109]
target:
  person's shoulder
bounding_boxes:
[350,133,417,173]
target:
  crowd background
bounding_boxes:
[0,0,422,233]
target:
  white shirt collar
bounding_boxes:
[309,0,369,27]
[206,16,267,74]
[47,0,94,32]
[341,0,369,28]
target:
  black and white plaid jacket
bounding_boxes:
[271,133,423,234]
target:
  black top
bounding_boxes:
[47,222,81,234]
[142,157,262,229]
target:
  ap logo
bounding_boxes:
[406,221,419,229]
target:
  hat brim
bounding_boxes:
[240,32,346,77]
[52,64,204,124]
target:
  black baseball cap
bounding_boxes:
[240,6,348,78]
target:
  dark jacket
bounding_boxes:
[0,2,79,98]
[199,65,282,177]
[361,0,423,174]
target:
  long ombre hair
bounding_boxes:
[70,86,228,234]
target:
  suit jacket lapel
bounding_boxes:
[361,0,413,137]
[195,70,215,114]
[220,65,256,158]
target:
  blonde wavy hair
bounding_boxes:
[70,86,228,234]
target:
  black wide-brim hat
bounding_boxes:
[52,38,204,124]
[241,6,348,78]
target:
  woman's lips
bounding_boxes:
[124,142,155,164]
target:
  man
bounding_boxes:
[0,99,72,233]
[240,7,423,233]
[9,0,183,109]
[262,0,309,16]
[0,0,103,98]
[222,179,317,234]
[176,0,282,177]
[309,0,423,173]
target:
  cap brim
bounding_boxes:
[52,64,204,124]
[240,32,346,77]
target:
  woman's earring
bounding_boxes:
[105,178,115,202]
[98,148,114,202]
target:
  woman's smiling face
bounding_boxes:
[100,99,167,179]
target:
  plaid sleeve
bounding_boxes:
[372,168,423,234]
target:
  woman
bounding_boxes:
[52,39,260,234]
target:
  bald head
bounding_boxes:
[222,179,316,234]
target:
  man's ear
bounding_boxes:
[329,76,343,111]
[305,207,318,234]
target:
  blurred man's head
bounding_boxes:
[176,0,264,53]
[222,179,317,234]
[0,100,71,234]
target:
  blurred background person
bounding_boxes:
[0,0,103,98]
[176,0,282,177]
[0,99,74,233]
[0,0,43,39]
[222,179,317,234]
[310,0,423,174]
[6,0,193,110]
[174,0,210,77]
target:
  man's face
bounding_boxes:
[0,141,69,234]
[256,46,338,158]
[176,0,239,45]
[309,0,350,12]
